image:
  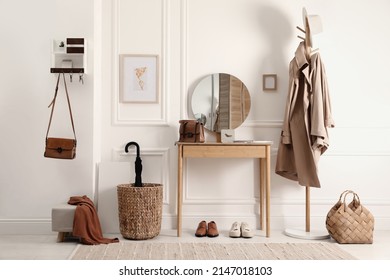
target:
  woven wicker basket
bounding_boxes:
[326,190,374,244]
[117,183,163,240]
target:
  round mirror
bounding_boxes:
[191,73,251,132]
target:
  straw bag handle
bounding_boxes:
[338,190,353,201]
[339,190,362,213]
[335,190,353,206]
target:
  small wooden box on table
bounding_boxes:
[176,141,272,237]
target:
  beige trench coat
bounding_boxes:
[275,42,334,188]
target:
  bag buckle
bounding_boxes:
[57,147,63,153]
[186,132,194,138]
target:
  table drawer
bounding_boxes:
[183,145,266,158]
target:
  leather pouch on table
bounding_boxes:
[178,120,205,143]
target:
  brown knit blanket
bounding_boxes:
[68,195,119,245]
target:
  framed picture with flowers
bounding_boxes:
[119,54,159,103]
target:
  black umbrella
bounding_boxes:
[125,141,143,187]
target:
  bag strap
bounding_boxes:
[63,72,77,141]
[45,73,61,139]
[45,73,77,142]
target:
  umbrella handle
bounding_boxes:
[125,141,143,187]
[125,141,140,157]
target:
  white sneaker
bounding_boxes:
[241,222,254,238]
[229,222,241,238]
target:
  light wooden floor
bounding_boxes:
[0,230,389,260]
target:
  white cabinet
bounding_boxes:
[50,38,87,74]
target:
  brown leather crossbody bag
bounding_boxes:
[44,73,77,159]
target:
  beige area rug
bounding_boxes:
[69,242,355,260]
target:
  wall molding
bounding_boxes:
[180,0,189,119]
[112,0,169,126]
[183,195,390,207]
[244,120,283,128]
[184,197,258,205]
[112,147,170,205]
[176,216,390,231]
[5,215,390,234]
[0,219,52,235]
[323,152,390,157]
[271,197,390,206]
[179,1,287,127]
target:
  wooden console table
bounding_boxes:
[176,141,272,237]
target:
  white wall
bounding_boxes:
[0,0,94,233]
[1,0,389,234]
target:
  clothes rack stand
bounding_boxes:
[285,186,329,240]
[284,8,330,240]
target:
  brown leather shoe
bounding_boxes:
[195,220,207,237]
[207,221,219,237]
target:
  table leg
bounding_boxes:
[259,158,265,231]
[177,145,183,237]
[266,145,271,237]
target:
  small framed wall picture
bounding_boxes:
[119,54,159,103]
[263,74,277,91]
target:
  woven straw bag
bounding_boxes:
[117,183,163,240]
[326,190,374,244]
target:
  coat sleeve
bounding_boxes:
[310,55,335,154]
[280,61,297,145]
